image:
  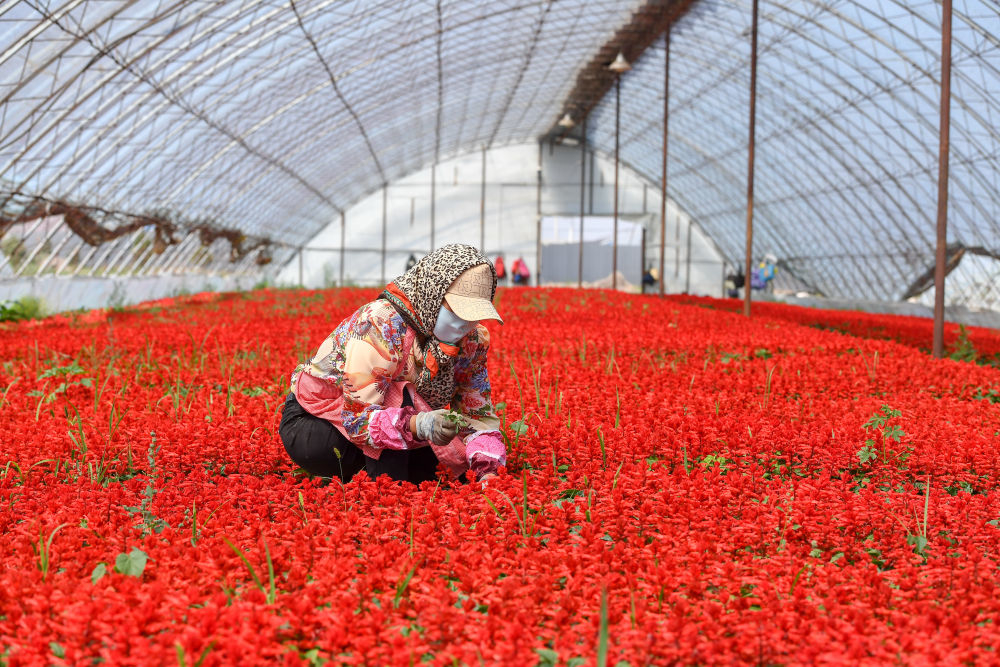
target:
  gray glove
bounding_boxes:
[414,409,460,446]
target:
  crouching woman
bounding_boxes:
[279,244,506,484]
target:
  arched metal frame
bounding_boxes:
[1,0,639,251]
[586,0,999,304]
[0,0,996,310]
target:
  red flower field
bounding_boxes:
[1,287,999,665]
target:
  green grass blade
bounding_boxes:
[222,536,264,595]
[597,586,609,667]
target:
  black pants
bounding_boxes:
[278,392,440,484]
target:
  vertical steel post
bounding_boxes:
[536,140,542,286]
[685,217,692,293]
[933,0,953,358]
[641,227,647,293]
[613,75,621,291]
[339,211,345,287]
[298,247,304,286]
[588,150,595,214]
[743,0,759,317]
[430,163,436,251]
[579,117,587,289]
[381,184,388,285]
[480,148,487,253]
[660,27,670,295]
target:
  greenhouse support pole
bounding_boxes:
[660,24,670,296]
[743,0,759,318]
[579,117,587,289]
[641,227,647,292]
[430,163,436,252]
[588,150,595,214]
[933,0,953,358]
[480,148,487,253]
[536,140,542,286]
[298,247,303,287]
[685,217,692,293]
[339,211,345,287]
[381,185,388,286]
[612,74,621,291]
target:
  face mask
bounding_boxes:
[433,307,477,343]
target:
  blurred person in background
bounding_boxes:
[642,265,659,294]
[511,257,531,286]
[751,253,778,293]
[494,254,506,285]
[279,244,506,485]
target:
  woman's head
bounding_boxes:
[385,244,502,340]
[442,263,503,324]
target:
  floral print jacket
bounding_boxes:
[290,299,505,477]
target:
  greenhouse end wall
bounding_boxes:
[277,143,726,296]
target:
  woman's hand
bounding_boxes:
[413,409,460,446]
[478,472,497,488]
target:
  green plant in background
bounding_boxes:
[28,359,94,421]
[0,295,46,322]
[124,432,168,537]
[857,404,910,467]
[948,325,977,363]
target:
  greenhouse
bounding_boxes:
[1,0,1000,664]
[2,0,998,320]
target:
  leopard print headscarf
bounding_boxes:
[381,244,497,409]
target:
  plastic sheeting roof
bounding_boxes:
[0,0,640,251]
[586,0,1000,302]
[0,0,998,304]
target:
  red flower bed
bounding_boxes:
[1,287,999,665]
[673,294,1000,360]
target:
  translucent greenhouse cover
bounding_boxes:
[0,0,998,307]
[586,0,1000,303]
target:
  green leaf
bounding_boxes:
[535,648,559,666]
[907,534,929,555]
[38,362,85,380]
[863,414,885,430]
[114,547,148,577]
[91,562,107,584]
[50,641,66,659]
[444,411,468,428]
[883,424,904,442]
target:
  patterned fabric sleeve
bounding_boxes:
[451,325,501,433]
[451,325,505,478]
[340,307,421,450]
